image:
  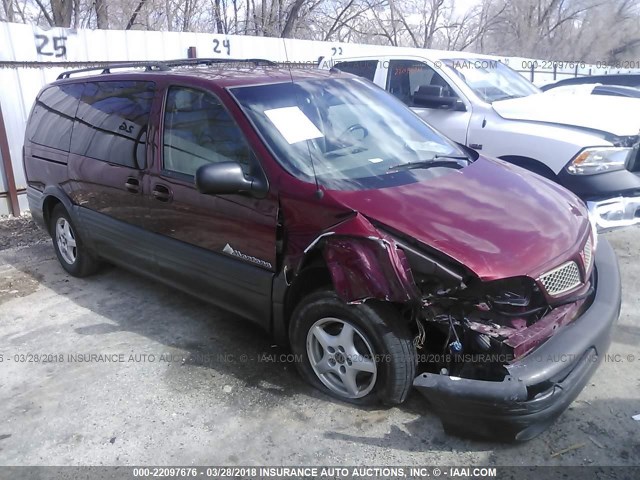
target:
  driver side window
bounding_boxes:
[387,60,458,108]
[163,86,253,176]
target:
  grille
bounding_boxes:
[583,236,593,271]
[539,261,581,296]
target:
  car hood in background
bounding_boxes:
[540,84,599,96]
[326,157,590,281]
[492,92,640,136]
[542,83,640,99]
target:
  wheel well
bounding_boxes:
[42,196,62,230]
[283,252,333,335]
[498,155,557,180]
[281,244,416,342]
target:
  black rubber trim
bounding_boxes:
[31,154,67,166]
[557,167,640,200]
[26,186,46,229]
[28,185,78,231]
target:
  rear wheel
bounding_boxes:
[50,204,100,277]
[290,290,416,406]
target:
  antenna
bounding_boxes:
[282,38,323,199]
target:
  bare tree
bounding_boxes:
[442,0,507,51]
[125,0,147,29]
[474,0,640,61]
[4,0,639,64]
[213,0,225,32]
[50,0,73,26]
[280,0,305,36]
[94,0,108,28]
[1,0,15,21]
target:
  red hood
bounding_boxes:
[325,157,590,280]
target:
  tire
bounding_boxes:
[290,289,416,406]
[49,204,100,277]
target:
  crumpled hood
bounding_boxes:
[325,157,590,281]
[492,92,640,137]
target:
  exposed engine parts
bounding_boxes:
[412,274,575,381]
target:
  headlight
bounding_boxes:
[566,147,631,175]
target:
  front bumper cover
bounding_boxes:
[587,195,640,231]
[557,166,640,231]
[413,238,621,441]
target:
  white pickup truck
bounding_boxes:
[321,51,640,230]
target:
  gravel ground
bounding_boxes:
[0,215,638,467]
[0,214,47,251]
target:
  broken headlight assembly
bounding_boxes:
[393,238,560,379]
[413,275,549,381]
[387,233,592,382]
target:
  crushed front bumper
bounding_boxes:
[413,238,621,441]
[587,195,640,231]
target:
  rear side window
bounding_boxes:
[162,86,252,177]
[70,81,155,168]
[334,60,378,81]
[26,84,84,151]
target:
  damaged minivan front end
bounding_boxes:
[307,213,619,441]
[393,228,619,441]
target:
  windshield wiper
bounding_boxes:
[434,154,469,161]
[387,154,468,172]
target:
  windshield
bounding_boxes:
[444,59,540,103]
[230,77,469,190]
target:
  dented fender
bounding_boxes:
[322,237,417,303]
[305,213,419,304]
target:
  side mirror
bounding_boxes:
[412,85,466,111]
[195,162,268,198]
[451,99,467,112]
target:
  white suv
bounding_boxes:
[323,52,640,230]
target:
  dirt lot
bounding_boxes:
[0,214,638,466]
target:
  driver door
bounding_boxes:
[385,59,471,143]
[145,85,278,327]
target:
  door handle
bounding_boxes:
[125,177,140,193]
[152,184,172,202]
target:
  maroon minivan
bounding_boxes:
[23,60,621,441]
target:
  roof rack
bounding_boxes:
[56,58,278,80]
[57,62,170,79]
[163,58,278,67]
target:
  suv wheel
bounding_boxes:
[290,290,416,405]
[50,204,100,277]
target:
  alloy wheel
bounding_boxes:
[306,317,378,399]
[55,217,77,265]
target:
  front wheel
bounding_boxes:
[290,290,416,406]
